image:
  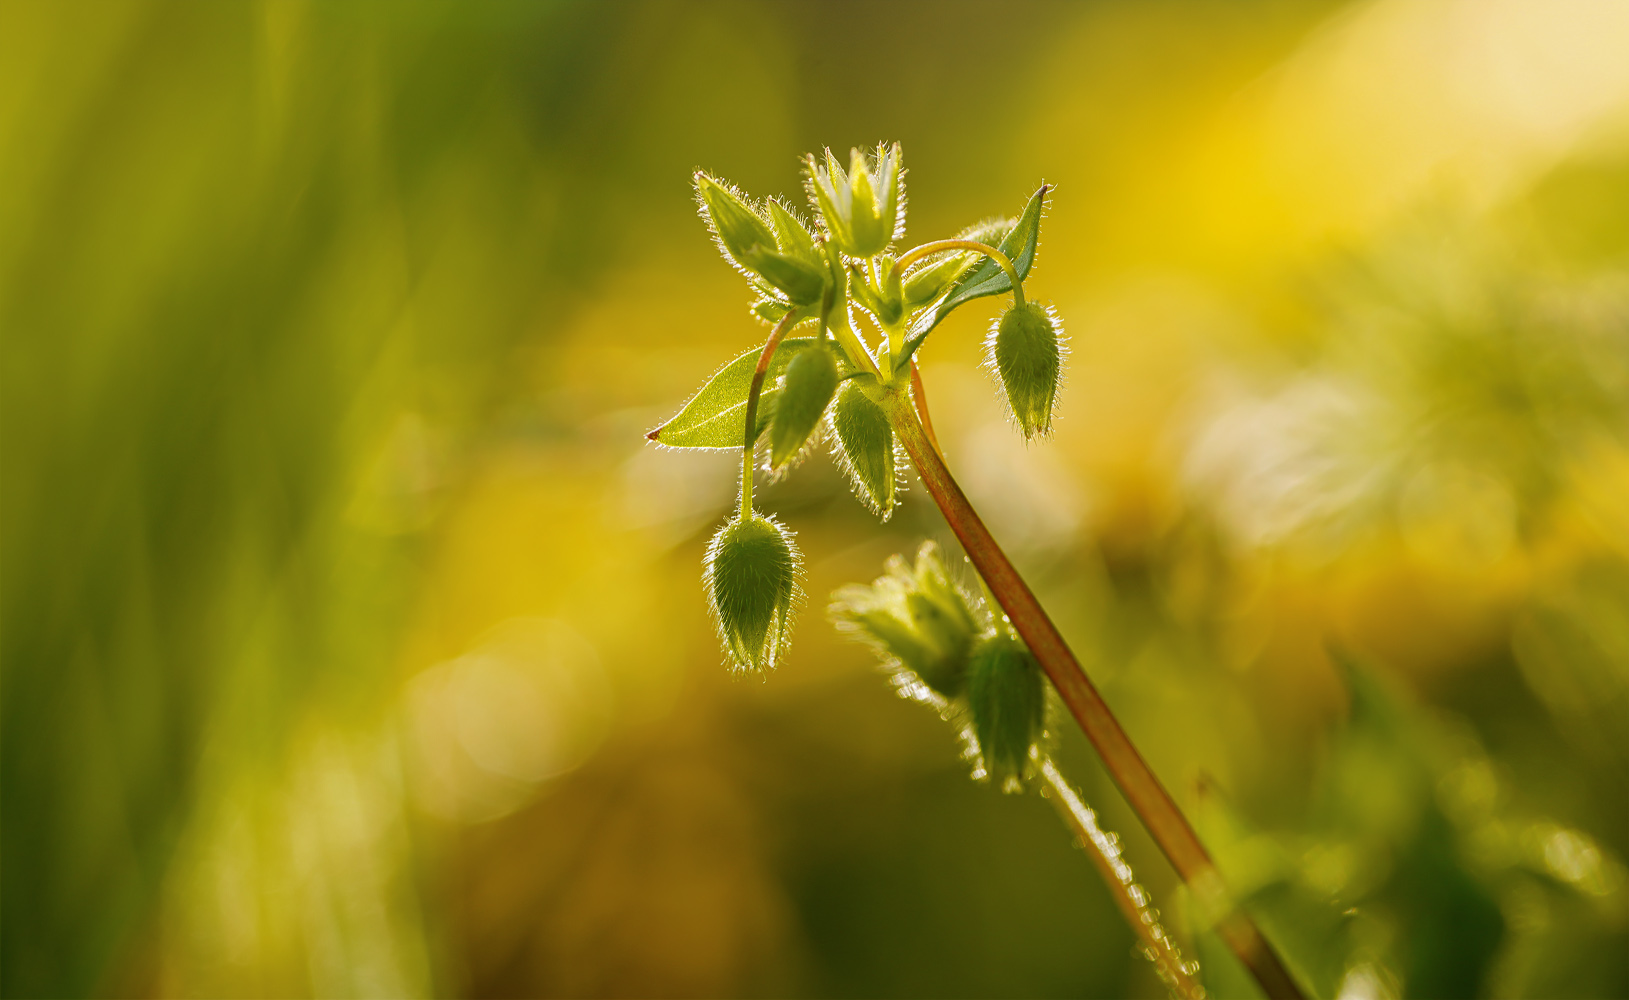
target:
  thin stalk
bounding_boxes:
[908,361,942,456]
[885,390,1303,1000]
[1039,759,1205,1000]
[740,312,797,518]
[893,239,1025,308]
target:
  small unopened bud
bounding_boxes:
[742,246,829,306]
[769,344,840,470]
[806,143,904,258]
[967,632,1045,786]
[902,250,976,309]
[831,380,897,518]
[764,198,818,261]
[830,541,979,698]
[988,301,1063,439]
[704,513,802,674]
[695,172,776,272]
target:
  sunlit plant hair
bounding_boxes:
[648,143,1305,998]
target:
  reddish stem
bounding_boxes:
[887,391,1303,1000]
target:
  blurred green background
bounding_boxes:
[4,1,1628,997]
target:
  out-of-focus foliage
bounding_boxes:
[4,1,1628,998]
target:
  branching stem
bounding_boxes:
[893,239,1025,307]
[885,389,1303,1000]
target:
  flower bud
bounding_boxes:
[903,250,977,309]
[764,197,818,261]
[988,301,1063,439]
[830,541,978,698]
[806,142,904,258]
[695,172,776,271]
[769,344,840,470]
[741,246,829,306]
[967,632,1045,786]
[704,512,802,674]
[831,379,897,518]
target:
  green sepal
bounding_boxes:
[895,183,1049,371]
[769,343,841,470]
[967,632,1045,786]
[704,512,802,674]
[695,172,776,273]
[990,301,1062,439]
[764,197,819,262]
[648,337,822,449]
[742,246,828,306]
[806,149,852,248]
[830,378,897,519]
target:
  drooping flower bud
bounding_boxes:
[769,343,840,470]
[704,512,802,674]
[988,301,1063,439]
[967,632,1045,786]
[831,379,897,518]
[806,143,904,258]
[829,541,979,698]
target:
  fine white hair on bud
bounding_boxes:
[769,343,840,472]
[703,512,803,674]
[967,632,1045,788]
[829,541,981,700]
[987,301,1065,440]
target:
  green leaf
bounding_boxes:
[896,183,1049,370]
[648,338,821,449]
[830,379,897,518]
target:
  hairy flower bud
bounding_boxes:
[764,197,818,261]
[743,246,829,306]
[988,301,1063,439]
[806,143,904,258]
[967,632,1045,786]
[704,513,802,674]
[830,541,978,698]
[695,172,776,271]
[902,250,977,309]
[769,344,840,470]
[831,379,897,518]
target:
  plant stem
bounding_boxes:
[885,390,1303,1000]
[893,239,1025,308]
[908,360,942,455]
[1039,758,1205,1000]
[740,312,797,518]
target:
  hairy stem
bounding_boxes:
[1039,759,1205,1000]
[740,312,797,518]
[908,360,942,456]
[886,390,1303,1000]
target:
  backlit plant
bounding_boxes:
[649,143,1302,999]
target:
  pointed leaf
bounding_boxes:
[648,338,821,449]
